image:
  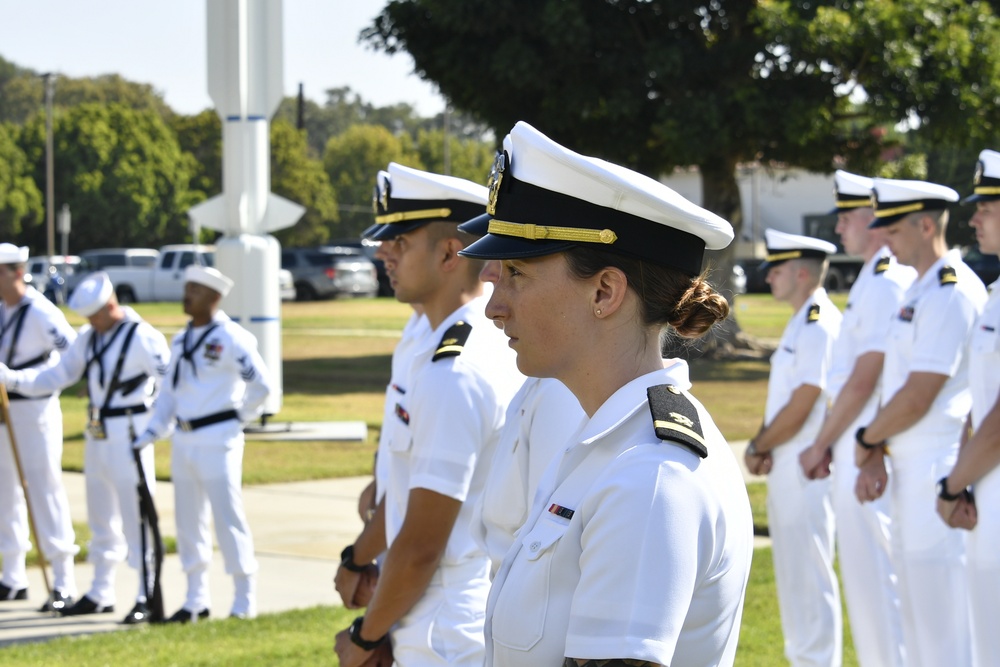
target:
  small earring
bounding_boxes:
[595,309,602,316]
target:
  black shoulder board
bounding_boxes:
[874,256,891,275]
[647,384,707,458]
[807,304,821,323]
[432,320,472,361]
[939,266,958,286]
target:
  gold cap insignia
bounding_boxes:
[975,160,984,186]
[486,152,506,216]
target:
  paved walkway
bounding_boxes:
[0,441,764,646]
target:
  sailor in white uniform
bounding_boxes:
[461,121,753,667]
[745,228,843,667]
[0,243,78,610]
[797,171,912,667]
[131,265,272,622]
[856,177,986,667]
[1,271,170,624]
[937,148,1000,667]
[334,164,522,667]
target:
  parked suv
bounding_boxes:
[281,246,379,301]
[328,238,392,297]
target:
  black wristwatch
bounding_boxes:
[936,476,964,502]
[855,427,886,450]
[340,545,368,573]
[349,616,386,651]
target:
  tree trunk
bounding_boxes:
[661,156,772,360]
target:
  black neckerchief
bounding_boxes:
[84,319,129,389]
[1,301,31,367]
[172,322,219,389]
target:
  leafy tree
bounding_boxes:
[363,0,1000,291]
[0,123,43,238]
[323,124,423,237]
[270,119,339,246]
[169,110,223,200]
[0,66,172,125]
[413,128,495,183]
[17,103,196,252]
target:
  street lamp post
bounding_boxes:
[41,72,56,257]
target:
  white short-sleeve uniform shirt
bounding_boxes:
[473,376,585,576]
[765,288,842,460]
[882,249,987,450]
[144,311,273,445]
[383,296,523,566]
[375,311,430,503]
[485,363,753,667]
[827,250,914,406]
[967,278,1000,562]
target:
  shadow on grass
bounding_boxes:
[689,358,771,382]
[283,355,391,395]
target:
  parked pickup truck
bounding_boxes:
[94,244,214,303]
[73,244,295,303]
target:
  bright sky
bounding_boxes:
[0,0,447,117]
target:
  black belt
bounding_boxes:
[7,392,53,401]
[176,409,239,432]
[100,404,149,419]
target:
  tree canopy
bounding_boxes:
[16,103,196,250]
[0,50,494,255]
[363,0,1000,259]
[0,123,43,237]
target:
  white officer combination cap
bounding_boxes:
[830,170,874,214]
[369,163,488,241]
[870,177,959,228]
[68,271,114,317]
[963,149,1000,204]
[459,121,734,275]
[761,229,838,270]
[184,264,234,297]
[0,244,29,264]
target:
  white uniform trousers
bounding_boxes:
[889,444,971,667]
[767,445,841,667]
[0,396,77,593]
[831,428,905,667]
[391,558,490,667]
[82,414,155,606]
[964,464,1000,667]
[171,435,257,613]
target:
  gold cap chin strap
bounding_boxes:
[874,202,923,218]
[765,250,803,263]
[488,219,618,245]
[375,208,452,224]
[836,197,873,208]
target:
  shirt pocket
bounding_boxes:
[491,518,569,651]
[386,402,413,453]
[970,324,1000,357]
[482,436,529,534]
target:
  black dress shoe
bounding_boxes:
[165,607,209,623]
[0,582,27,601]
[39,590,73,612]
[121,601,151,625]
[59,595,114,616]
